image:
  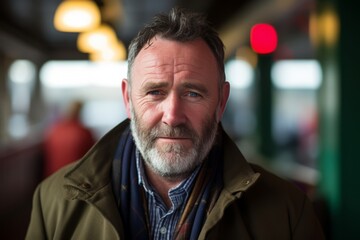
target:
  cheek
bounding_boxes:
[187,104,216,131]
[132,99,161,126]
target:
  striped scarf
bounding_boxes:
[112,126,223,239]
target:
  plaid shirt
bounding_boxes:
[136,150,200,240]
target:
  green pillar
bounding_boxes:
[337,0,360,236]
[317,0,360,238]
[256,54,274,159]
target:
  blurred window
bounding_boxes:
[223,59,256,156]
[271,60,322,89]
[225,59,254,89]
[7,59,37,138]
[271,59,321,171]
[39,60,128,138]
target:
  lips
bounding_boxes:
[156,136,192,142]
[157,136,190,139]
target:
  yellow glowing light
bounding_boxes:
[77,24,118,53]
[54,0,101,32]
[309,5,339,48]
[321,8,339,47]
[90,41,127,62]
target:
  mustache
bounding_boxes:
[149,124,197,139]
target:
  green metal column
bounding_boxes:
[256,54,274,159]
[337,0,360,236]
[317,0,360,238]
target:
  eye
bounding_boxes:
[187,91,200,97]
[147,90,162,96]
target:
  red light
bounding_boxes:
[250,23,278,54]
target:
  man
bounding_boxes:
[26,7,325,239]
[43,100,96,177]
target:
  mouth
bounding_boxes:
[155,136,193,145]
[157,136,190,141]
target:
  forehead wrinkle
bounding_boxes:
[141,56,175,74]
[135,56,174,91]
[135,45,210,82]
[173,62,205,79]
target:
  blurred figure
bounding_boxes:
[43,100,95,177]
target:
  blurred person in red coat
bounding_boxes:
[43,100,95,177]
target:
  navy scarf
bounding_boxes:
[112,126,223,239]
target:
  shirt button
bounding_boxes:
[160,227,167,234]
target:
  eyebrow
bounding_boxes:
[142,81,169,92]
[141,80,209,95]
[181,82,209,95]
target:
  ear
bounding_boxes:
[216,81,230,122]
[121,78,132,119]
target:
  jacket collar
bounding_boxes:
[63,119,130,199]
[222,130,260,195]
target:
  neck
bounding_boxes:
[144,166,187,208]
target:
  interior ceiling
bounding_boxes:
[0,0,314,61]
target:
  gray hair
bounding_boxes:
[127,7,225,88]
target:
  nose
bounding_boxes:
[161,93,186,127]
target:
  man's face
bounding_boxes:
[122,37,229,179]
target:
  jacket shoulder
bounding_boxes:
[36,162,79,211]
[238,164,324,239]
[249,163,304,198]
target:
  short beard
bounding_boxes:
[129,103,219,180]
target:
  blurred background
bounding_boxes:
[0,0,359,239]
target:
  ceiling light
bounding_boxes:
[77,24,118,53]
[90,41,127,62]
[54,0,101,32]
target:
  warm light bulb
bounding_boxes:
[77,24,118,53]
[90,41,127,61]
[54,0,101,32]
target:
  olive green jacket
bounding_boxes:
[26,119,325,239]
